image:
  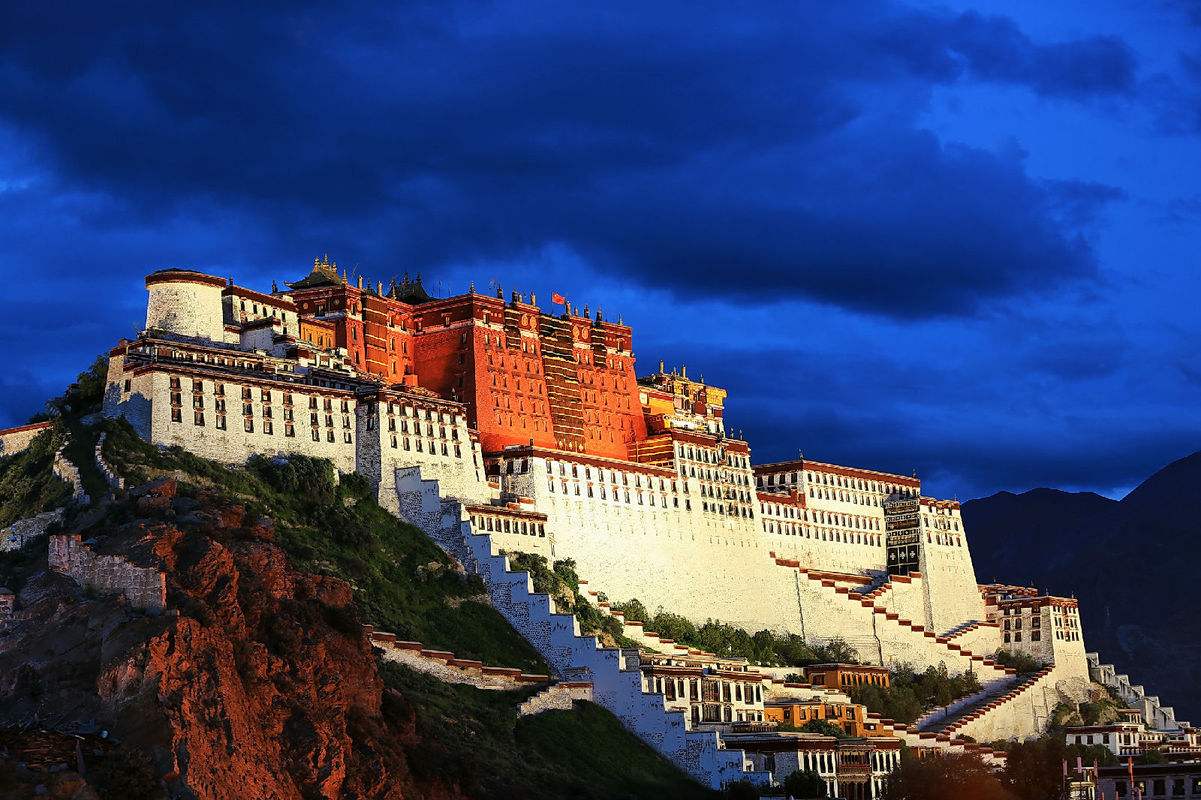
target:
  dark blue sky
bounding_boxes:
[1,1,1198,500]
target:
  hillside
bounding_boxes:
[963,449,1201,724]
[0,415,711,798]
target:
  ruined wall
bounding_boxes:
[48,534,166,613]
[1,509,63,552]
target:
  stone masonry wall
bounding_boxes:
[1,509,63,552]
[0,422,53,456]
[48,533,166,613]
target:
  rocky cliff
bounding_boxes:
[1,478,430,799]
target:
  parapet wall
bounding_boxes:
[48,534,166,613]
[0,422,52,456]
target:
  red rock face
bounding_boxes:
[0,490,434,800]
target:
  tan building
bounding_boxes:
[764,698,890,738]
[805,663,891,691]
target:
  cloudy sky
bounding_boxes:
[1,1,1198,499]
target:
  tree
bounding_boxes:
[993,648,1042,675]
[782,769,826,798]
[813,636,858,664]
[44,356,109,419]
[886,751,1012,800]
[799,719,845,738]
[1002,737,1114,800]
[613,598,649,622]
[723,779,760,800]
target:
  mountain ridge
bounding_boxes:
[963,446,1201,723]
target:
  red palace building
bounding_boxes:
[285,256,649,459]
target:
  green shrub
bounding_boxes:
[848,662,981,724]
[798,719,846,738]
[782,769,826,798]
[722,779,760,800]
[993,648,1043,674]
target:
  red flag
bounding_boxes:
[551,292,566,305]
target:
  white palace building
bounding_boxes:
[76,262,1188,789]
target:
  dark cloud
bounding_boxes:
[0,2,1194,501]
[881,11,1136,98]
[0,1,1137,319]
[1043,179,1128,229]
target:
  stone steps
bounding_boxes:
[920,667,1054,738]
[518,681,595,716]
[775,556,1015,683]
[393,466,768,790]
[1086,653,1187,731]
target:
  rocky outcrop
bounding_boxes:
[0,480,431,800]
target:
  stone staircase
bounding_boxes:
[369,633,552,689]
[1087,653,1188,731]
[393,466,768,790]
[851,570,893,599]
[773,556,1016,685]
[861,710,1008,765]
[518,681,595,717]
[919,666,1055,740]
[514,530,1018,766]
[942,620,982,640]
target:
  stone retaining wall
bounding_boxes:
[52,443,89,506]
[1,509,63,552]
[518,682,594,716]
[48,533,165,613]
[94,432,124,492]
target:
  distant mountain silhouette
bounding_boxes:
[963,450,1201,725]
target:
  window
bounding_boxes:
[193,410,204,426]
[244,417,254,433]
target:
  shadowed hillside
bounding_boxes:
[963,450,1201,723]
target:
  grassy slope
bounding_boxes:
[100,418,713,797]
[0,427,71,593]
[0,427,70,529]
[101,418,548,672]
[382,661,714,800]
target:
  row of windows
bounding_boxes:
[388,435,461,458]
[546,460,682,493]
[170,376,353,414]
[469,513,546,538]
[548,478,690,510]
[763,521,883,546]
[1003,630,1042,643]
[681,463,753,487]
[647,674,763,705]
[760,503,884,531]
[169,403,353,443]
[678,444,750,470]
[759,469,917,495]
[1112,776,1201,797]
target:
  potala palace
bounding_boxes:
[45,256,1186,794]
